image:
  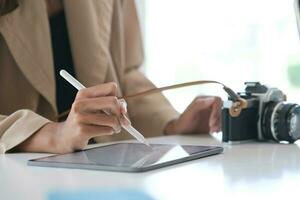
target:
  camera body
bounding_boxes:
[222,82,300,143]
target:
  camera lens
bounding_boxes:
[288,107,300,140]
[262,102,300,143]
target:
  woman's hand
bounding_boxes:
[164,96,222,135]
[16,83,129,154]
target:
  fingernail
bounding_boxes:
[114,126,121,134]
[121,106,127,115]
[119,99,127,113]
[121,114,131,126]
[210,127,220,133]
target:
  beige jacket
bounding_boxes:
[0,0,178,153]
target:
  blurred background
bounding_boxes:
[136,0,300,112]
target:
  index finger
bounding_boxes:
[209,97,223,131]
[76,82,118,99]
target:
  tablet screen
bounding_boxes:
[29,143,223,172]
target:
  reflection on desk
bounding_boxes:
[220,143,300,182]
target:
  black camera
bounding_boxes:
[222,82,300,143]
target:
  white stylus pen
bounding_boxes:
[59,70,150,147]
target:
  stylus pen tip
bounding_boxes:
[144,141,151,147]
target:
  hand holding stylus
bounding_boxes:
[57,81,130,152]
[59,70,150,147]
[15,80,127,154]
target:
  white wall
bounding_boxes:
[138,0,300,112]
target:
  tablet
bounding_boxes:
[28,143,223,172]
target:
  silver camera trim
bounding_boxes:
[270,102,284,141]
[255,87,286,140]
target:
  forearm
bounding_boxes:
[14,122,61,153]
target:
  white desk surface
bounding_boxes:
[1,134,300,200]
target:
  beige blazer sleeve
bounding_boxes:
[0,110,49,153]
[122,0,179,138]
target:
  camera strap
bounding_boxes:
[121,80,248,117]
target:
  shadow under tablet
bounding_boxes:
[28,143,223,172]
